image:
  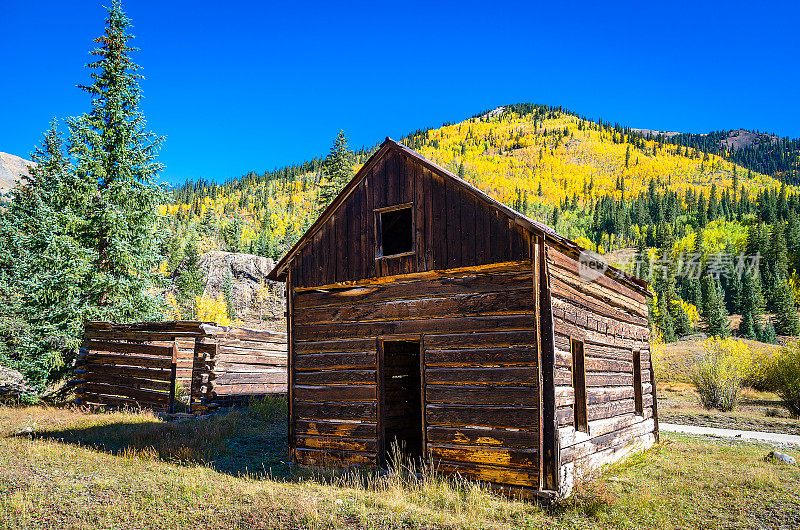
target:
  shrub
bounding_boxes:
[766,342,800,418]
[691,338,753,411]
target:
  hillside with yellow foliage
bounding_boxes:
[164,103,800,345]
[165,104,790,261]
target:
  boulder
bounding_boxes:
[0,365,36,403]
[765,451,797,465]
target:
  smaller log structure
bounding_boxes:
[74,321,287,412]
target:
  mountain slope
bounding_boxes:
[0,152,33,201]
[162,103,794,263]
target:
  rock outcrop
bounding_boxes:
[198,251,284,322]
[0,365,36,403]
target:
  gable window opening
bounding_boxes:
[633,350,643,416]
[378,205,414,257]
[571,338,588,434]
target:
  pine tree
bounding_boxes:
[758,318,778,344]
[657,295,676,342]
[702,276,730,337]
[317,130,355,211]
[671,300,693,338]
[0,124,92,389]
[174,239,205,319]
[67,0,165,321]
[772,275,800,336]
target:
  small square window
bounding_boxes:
[378,206,413,257]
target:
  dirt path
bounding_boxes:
[661,422,800,446]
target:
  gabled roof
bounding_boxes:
[267,138,649,295]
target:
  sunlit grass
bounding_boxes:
[0,402,798,528]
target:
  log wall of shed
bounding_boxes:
[289,148,532,288]
[545,243,656,492]
[289,261,542,487]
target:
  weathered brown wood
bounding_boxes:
[211,383,286,395]
[432,460,538,488]
[428,443,538,469]
[424,330,537,349]
[293,288,534,326]
[294,352,376,371]
[294,401,377,421]
[296,435,378,453]
[80,382,170,404]
[296,420,377,438]
[84,330,202,342]
[83,340,175,357]
[293,369,376,385]
[425,346,537,366]
[426,426,539,448]
[294,338,375,354]
[426,366,538,385]
[80,373,171,393]
[294,267,533,309]
[294,384,376,402]
[294,448,376,467]
[293,314,537,341]
[85,354,173,369]
[425,385,536,406]
[426,404,539,429]
[78,364,173,381]
[214,372,286,385]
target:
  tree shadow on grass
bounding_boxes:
[12,401,293,479]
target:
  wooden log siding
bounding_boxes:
[545,243,656,477]
[190,327,287,410]
[75,322,287,413]
[75,324,181,412]
[291,261,541,483]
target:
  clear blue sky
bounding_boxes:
[1,0,798,185]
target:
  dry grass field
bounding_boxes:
[1,399,799,529]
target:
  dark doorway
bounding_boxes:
[380,340,423,465]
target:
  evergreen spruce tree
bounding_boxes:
[739,270,765,339]
[671,300,694,338]
[174,239,205,319]
[67,0,165,320]
[758,318,778,344]
[317,130,355,211]
[701,276,730,337]
[0,124,92,389]
[657,295,676,342]
[772,276,800,336]
[739,311,758,340]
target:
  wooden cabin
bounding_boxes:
[267,138,657,499]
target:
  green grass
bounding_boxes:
[1,401,799,528]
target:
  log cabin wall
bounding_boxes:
[545,243,656,496]
[290,261,542,488]
[190,326,287,411]
[288,147,531,289]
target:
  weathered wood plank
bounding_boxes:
[426,404,539,429]
[293,369,376,385]
[293,288,534,326]
[426,366,538,385]
[295,384,376,402]
[294,352,376,371]
[296,420,377,438]
[426,426,539,448]
[425,346,537,366]
[426,385,537,406]
[294,402,377,421]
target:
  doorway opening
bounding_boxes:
[381,340,423,465]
